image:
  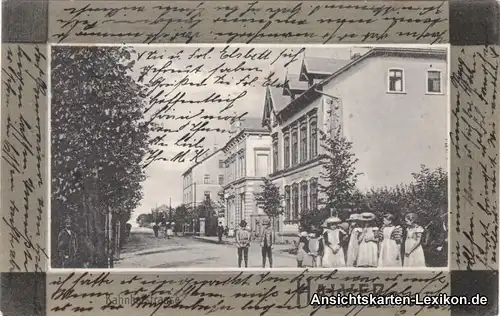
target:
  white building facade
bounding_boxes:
[221,118,272,235]
[262,47,448,234]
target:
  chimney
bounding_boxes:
[351,53,361,60]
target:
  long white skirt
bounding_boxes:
[323,246,346,268]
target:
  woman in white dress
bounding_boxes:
[356,212,379,267]
[378,213,403,267]
[345,213,362,267]
[403,213,426,267]
[322,217,346,268]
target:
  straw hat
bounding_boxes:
[360,212,376,221]
[346,213,362,222]
[321,216,341,228]
[299,231,308,237]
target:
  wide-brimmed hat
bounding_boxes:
[360,212,376,221]
[299,231,308,237]
[239,220,247,227]
[323,216,342,226]
[64,217,72,224]
[346,213,362,222]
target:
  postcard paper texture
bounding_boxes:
[48,1,449,44]
[1,44,49,273]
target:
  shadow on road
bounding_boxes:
[151,257,220,268]
[136,247,185,256]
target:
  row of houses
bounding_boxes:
[181,47,448,235]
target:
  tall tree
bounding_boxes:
[318,124,361,217]
[51,46,150,266]
[254,178,284,236]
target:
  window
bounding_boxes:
[292,128,298,166]
[239,154,245,177]
[204,174,210,184]
[240,193,245,221]
[427,70,442,93]
[256,154,269,177]
[272,136,279,173]
[292,184,299,220]
[301,182,308,213]
[232,160,237,180]
[388,69,404,92]
[300,123,307,162]
[218,174,224,185]
[284,132,290,168]
[204,191,211,200]
[309,178,318,211]
[310,118,318,158]
[219,160,224,168]
[284,186,291,220]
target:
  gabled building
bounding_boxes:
[263,47,448,234]
[221,117,272,235]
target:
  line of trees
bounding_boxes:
[51,46,150,267]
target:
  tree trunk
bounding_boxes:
[272,216,278,243]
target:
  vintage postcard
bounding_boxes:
[1,0,498,316]
[50,44,450,271]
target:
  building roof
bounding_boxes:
[284,73,309,91]
[268,86,292,113]
[223,117,269,152]
[302,56,350,75]
[181,147,223,177]
[279,47,447,118]
[240,117,264,129]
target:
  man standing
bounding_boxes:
[153,222,159,238]
[260,219,274,268]
[235,220,251,268]
[57,217,77,268]
[218,222,224,243]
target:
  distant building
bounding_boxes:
[221,117,272,234]
[263,47,448,233]
[181,148,225,209]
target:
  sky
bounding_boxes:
[127,45,373,222]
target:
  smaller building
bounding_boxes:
[221,117,272,235]
[181,148,225,210]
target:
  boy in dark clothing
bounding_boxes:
[235,220,251,268]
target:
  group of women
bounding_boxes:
[296,212,427,268]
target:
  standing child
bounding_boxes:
[356,212,379,267]
[260,219,274,268]
[322,217,346,268]
[378,213,403,267]
[403,213,426,267]
[345,213,362,267]
[235,220,251,268]
[296,231,310,267]
[307,226,324,267]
